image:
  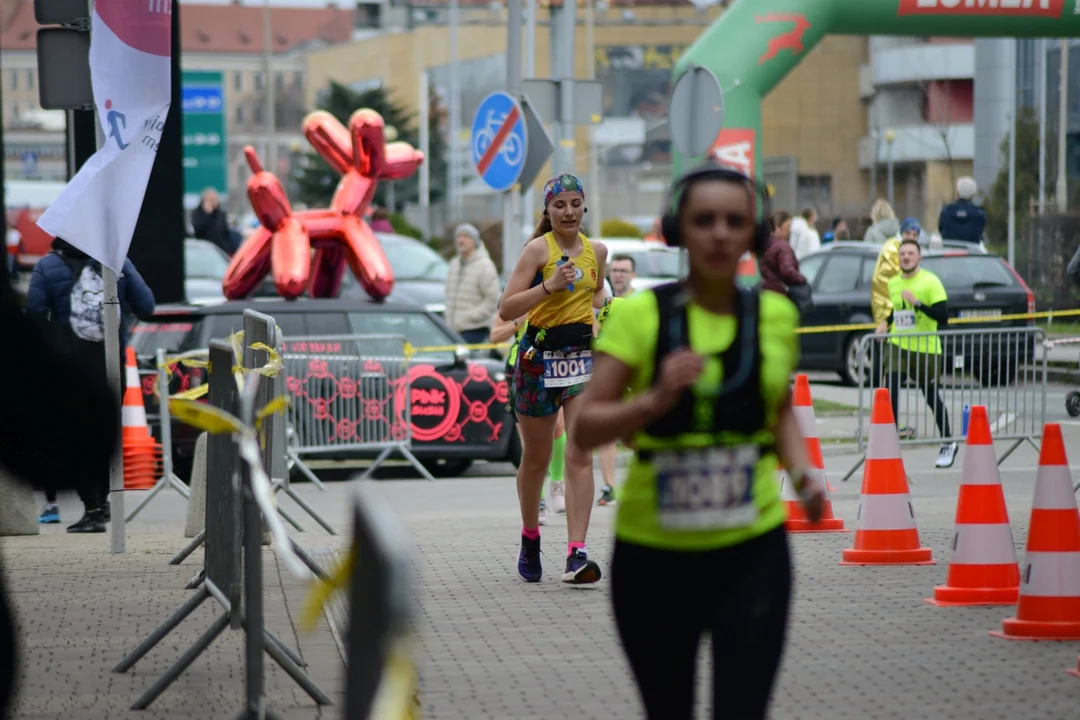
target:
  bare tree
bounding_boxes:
[913,79,958,192]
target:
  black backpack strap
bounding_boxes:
[651,282,689,386]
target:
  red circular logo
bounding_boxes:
[398,366,461,442]
[467,363,488,383]
[95,0,171,58]
[339,376,358,400]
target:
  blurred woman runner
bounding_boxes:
[490,312,568,525]
[499,174,608,584]
[573,161,825,718]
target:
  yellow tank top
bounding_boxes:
[528,232,598,329]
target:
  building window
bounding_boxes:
[253,103,265,127]
[254,72,264,91]
[9,70,17,91]
[292,72,303,90]
[26,70,34,91]
[796,175,833,216]
[235,105,245,125]
[275,72,285,92]
[234,71,243,91]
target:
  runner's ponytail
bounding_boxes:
[530,213,553,240]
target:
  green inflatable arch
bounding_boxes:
[673,0,1080,180]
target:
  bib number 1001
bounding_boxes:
[542,350,593,388]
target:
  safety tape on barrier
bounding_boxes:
[399,308,1080,354]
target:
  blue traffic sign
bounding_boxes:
[471,91,527,192]
[181,85,223,114]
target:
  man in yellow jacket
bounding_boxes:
[869,218,921,435]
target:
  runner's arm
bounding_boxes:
[572,351,667,450]
[773,393,811,481]
[916,300,948,325]
[489,312,521,344]
[498,240,551,320]
[592,241,609,310]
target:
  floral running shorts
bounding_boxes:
[512,334,591,418]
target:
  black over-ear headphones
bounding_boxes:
[659,162,772,256]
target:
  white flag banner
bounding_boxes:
[36,0,172,274]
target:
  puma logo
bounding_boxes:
[756,13,812,66]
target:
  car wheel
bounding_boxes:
[841,332,870,387]
[420,459,474,478]
[1067,391,1080,418]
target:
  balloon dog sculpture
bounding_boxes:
[222,108,425,300]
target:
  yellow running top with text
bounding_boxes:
[528,232,599,329]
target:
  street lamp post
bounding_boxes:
[884,128,896,209]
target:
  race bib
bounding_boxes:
[654,445,760,530]
[894,309,916,330]
[542,350,593,388]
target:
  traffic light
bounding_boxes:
[34,0,93,110]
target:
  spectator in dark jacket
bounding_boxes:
[938,176,986,245]
[1,265,119,718]
[24,238,155,532]
[190,187,239,255]
[760,211,808,295]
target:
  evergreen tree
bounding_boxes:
[986,107,1052,254]
[292,81,447,213]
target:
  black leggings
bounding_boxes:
[887,373,951,439]
[611,527,792,720]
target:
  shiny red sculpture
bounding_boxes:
[222,108,425,300]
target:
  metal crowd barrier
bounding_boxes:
[114,311,333,714]
[842,326,1048,482]
[125,347,192,522]
[283,334,436,483]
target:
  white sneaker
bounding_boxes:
[935,442,958,469]
[551,482,566,513]
[538,500,549,526]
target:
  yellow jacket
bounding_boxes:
[871,237,901,323]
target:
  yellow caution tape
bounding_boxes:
[299,546,355,633]
[168,398,245,434]
[369,637,421,720]
[254,395,289,450]
[172,384,209,401]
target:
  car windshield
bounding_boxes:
[921,256,1016,291]
[614,249,684,279]
[378,234,450,282]
[348,311,456,363]
[185,241,230,279]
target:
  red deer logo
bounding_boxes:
[756,13,811,66]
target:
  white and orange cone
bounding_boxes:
[122,346,161,491]
[927,405,1020,606]
[840,388,934,566]
[780,375,846,533]
[991,423,1080,640]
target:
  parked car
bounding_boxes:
[597,237,686,292]
[129,296,520,479]
[794,242,1035,386]
[337,232,450,314]
[184,238,231,305]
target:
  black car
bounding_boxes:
[129,296,520,479]
[796,242,1036,386]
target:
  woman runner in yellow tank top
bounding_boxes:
[499,174,608,585]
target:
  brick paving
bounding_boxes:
[5,430,1080,719]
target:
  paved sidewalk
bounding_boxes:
[6,431,1080,719]
[2,530,346,720]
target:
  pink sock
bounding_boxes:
[522,526,540,540]
[568,542,586,557]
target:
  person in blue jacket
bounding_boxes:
[24,237,156,533]
[937,176,986,245]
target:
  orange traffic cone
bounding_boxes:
[780,375,846,533]
[927,406,1019,606]
[121,347,161,491]
[991,423,1080,640]
[840,388,934,566]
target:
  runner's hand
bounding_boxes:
[547,261,577,291]
[901,289,917,305]
[796,470,826,523]
[875,321,888,335]
[649,349,703,414]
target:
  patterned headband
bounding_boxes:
[543,174,585,208]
